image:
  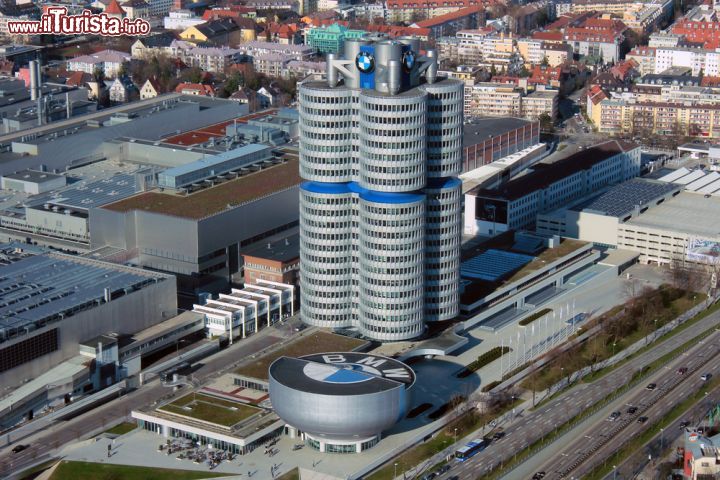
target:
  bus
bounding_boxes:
[455,439,485,462]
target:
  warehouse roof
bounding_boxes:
[463,117,534,146]
[103,154,300,219]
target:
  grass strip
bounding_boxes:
[49,461,226,480]
[519,308,553,327]
[104,422,136,436]
[457,347,511,378]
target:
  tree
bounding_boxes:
[538,113,554,132]
[541,55,549,67]
[180,67,204,84]
[223,71,242,97]
[92,66,105,83]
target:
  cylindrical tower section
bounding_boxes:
[299,182,354,329]
[421,79,464,178]
[424,178,462,322]
[343,38,372,90]
[373,40,403,94]
[358,192,425,341]
[299,82,356,183]
[359,89,427,192]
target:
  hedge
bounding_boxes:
[518,308,553,326]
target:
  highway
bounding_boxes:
[537,332,720,479]
[0,320,301,478]
[434,304,720,480]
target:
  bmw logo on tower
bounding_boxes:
[402,49,415,73]
[355,51,375,73]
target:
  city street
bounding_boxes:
[434,303,720,480]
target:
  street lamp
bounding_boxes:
[660,428,664,450]
[394,462,398,479]
[454,428,458,444]
[612,342,617,357]
[613,465,617,480]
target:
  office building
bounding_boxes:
[299,37,464,341]
[465,140,641,235]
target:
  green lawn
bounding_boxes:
[104,422,136,436]
[234,330,367,380]
[158,393,260,427]
[49,461,227,480]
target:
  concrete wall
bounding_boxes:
[103,141,206,168]
[26,208,88,239]
[0,276,176,389]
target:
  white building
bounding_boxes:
[465,140,641,236]
[163,9,204,30]
[654,46,720,76]
[67,50,131,78]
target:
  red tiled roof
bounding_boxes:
[701,76,720,87]
[532,31,563,41]
[386,0,497,10]
[105,0,126,15]
[175,83,215,96]
[587,85,608,105]
[413,5,484,27]
[366,23,431,37]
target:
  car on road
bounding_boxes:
[680,421,690,429]
[437,465,451,475]
[11,444,28,454]
[607,411,621,422]
[420,472,437,480]
[646,383,657,391]
[532,472,547,479]
[637,416,649,424]
[701,373,712,381]
[627,406,638,414]
[448,476,459,480]
[492,431,505,441]
[677,367,688,375]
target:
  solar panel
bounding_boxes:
[581,179,679,218]
[658,167,690,183]
[30,173,139,211]
[686,172,720,191]
[461,249,535,281]
[673,170,705,185]
[698,178,720,194]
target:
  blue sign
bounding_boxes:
[357,45,376,89]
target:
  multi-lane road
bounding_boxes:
[435,304,720,480]
[537,333,720,479]
[0,321,300,478]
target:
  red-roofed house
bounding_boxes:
[586,84,608,125]
[104,0,126,19]
[175,82,215,96]
[410,5,485,38]
[385,0,497,23]
[701,76,720,87]
[610,59,639,82]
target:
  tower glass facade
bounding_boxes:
[299,36,464,341]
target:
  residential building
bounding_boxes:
[130,32,177,59]
[385,0,497,23]
[521,88,559,120]
[410,5,484,38]
[464,140,641,235]
[108,77,134,103]
[164,9,204,30]
[175,82,216,96]
[253,53,291,77]
[283,60,325,79]
[237,41,314,61]
[184,46,241,73]
[179,18,242,46]
[121,0,150,19]
[146,0,174,16]
[626,46,656,75]
[67,50,131,78]
[299,38,464,340]
[256,85,280,108]
[467,83,523,117]
[139,78,161,99]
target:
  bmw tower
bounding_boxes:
[299,36,464,341]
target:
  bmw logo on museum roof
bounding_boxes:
[402,50,416,73]
[356,51,375,74]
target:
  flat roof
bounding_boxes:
[462,117,533,146]
[163,109,279,146]
[468,140,638,201]
[160,143,271,179]
[28,172,139,212]
[241,232,299,263]
[233,330,368,381]
[0,252,168,339]
[3,170,64,183]
[102,154,300,220]
[624,191,720,238]
[578,179,681,218]
[157,392,262,427]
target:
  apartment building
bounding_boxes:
[522,88,559,120]
[467,83,522,117]
[385,0,496,24]
[184,46,241,73]
[626,46,657,75]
